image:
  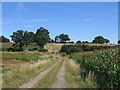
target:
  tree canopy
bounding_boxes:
[0,36,10,42]
[10,30,25,49]
[55,33,70,43]
[35,27,50,48]
[23,31,35,46]
[92,36,110,44]
[76,40,81,43]
[118,40,120,44]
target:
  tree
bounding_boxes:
[92,36,110,44]
[49,39,55,43]
[118,40,120,44]
[10,30,24,49]
[104,39,110,44]
[82,41,89,43]
[59,33,70,43]
[23,31,35,46]
[0,36,10,42]
[35,27,50,48]
[55,36,60,43]
[76,40,81,43]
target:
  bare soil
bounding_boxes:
[18,59,61,88]
[51,59,67,88]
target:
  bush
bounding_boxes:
[70,49,120,88]
[7,47,23,52]
[61,45,83,54]
[61,44,115,54]
[38,47,48,52]
[0,48,8,51]
[28,48,38,51]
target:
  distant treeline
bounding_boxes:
[0,27,117,52]
[61,44,116,54]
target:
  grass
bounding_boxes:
[0,68,11,73]
[1,43,63,88]
[2,58,58,88]
[65,59,97,88]
[1,42,14,48]
[1,52,49,61]
[33,57,64,88]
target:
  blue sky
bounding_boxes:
[2,2,118,44]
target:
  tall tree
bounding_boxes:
[76,40,81,43]
[23,31,35,46]
[0,36,10,42]
[59,33,70,43]
[118,40,120,44]
[104,39,110,44]
[10,30,24,49]
[55,36,60,43]
[49,39,55,43]
[35,27,50,48]
[92,36,110,44]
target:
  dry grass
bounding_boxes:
[65,59,98,88]
[1,42,14,48]
[33,57,64,88]
[44,43,64,53]
[2,57,58,88]
[76,43,116,46]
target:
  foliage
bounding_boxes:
[61,45,83,54]
[70,49,120,88]
[59,33,70,43]
[55,36,60,43]
[0,36,10,42]
[0,68,11,73]
[10,30,25,49]
[82,41,89,43]
[2,53,46,61]
[0,48,8,51]
[76,40,81,43]
[7,47,23,52]
[38,47,48,52]
[35,27,50,48]
[61,44,114,54]
[118,40,120,44]
[49,39,55,43]
[55,33,70,43]
[23,31,35,46]
[28,48,38,51]
[92,36,110,44]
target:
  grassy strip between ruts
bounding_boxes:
[33,58,64,88]
[2,58,58,88]
[65,59,97,88]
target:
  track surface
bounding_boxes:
[51,59,67,88]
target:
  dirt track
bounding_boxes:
[51,59,67,88]
[18,59,61,88]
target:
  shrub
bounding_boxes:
[61,45,83,54]
[28,48,38,51]
[0,48,8,51]
[61,44,115,54]
[38,47,48,52]
[1,68,11,73]
[7,47,23,52]
[70,49,120,88]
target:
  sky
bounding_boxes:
[2,2,118,44]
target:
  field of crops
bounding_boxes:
[70,48,120,88]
